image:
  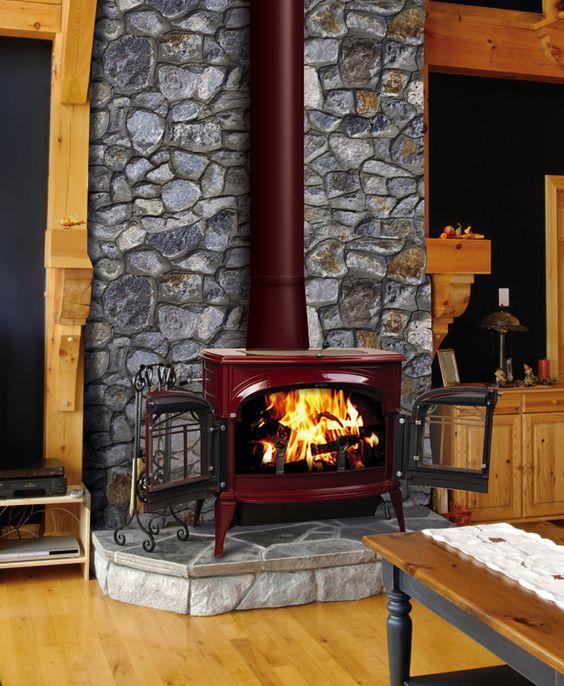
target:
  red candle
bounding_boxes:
[538,359,550,380]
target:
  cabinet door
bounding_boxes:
[523,412,564,518]
[450,413,522,521]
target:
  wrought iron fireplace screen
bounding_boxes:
[236,386,386,474]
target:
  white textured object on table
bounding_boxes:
[422,523,564,610]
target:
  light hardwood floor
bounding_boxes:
[0,566,501,686]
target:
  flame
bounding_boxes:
[257,388,379,471]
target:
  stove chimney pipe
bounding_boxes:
[246,0,310,351]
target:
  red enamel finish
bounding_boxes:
[201,348,407,557]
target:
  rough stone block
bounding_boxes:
[190,574,254,616]
[106,563,190,613]
[237,571,316,611]
[315,562,383,602]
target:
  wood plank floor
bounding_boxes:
[0,566,501,686]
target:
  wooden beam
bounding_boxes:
[60,0,96,104]
[426,1,564,82]
[0,0,60,39]
[45,29,93,484]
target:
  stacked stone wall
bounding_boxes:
[86,0,430,527]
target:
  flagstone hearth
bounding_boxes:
[93,506,449,616]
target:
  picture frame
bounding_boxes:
[437,348,460,386]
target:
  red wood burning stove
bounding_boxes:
[114,0,499,557]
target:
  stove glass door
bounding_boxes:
[397,386,498,492]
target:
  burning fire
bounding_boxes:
[256,388,379,471]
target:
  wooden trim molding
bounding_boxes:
[0,0,95,485]
[545,175,564,382]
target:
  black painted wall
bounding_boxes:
[0,38,51,468]
[429,72,564,384]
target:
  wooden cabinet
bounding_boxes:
[449,387,564,522]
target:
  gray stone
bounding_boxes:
[405,311,432,352]
[237,571,316,611]
[126,249,169,276]
[85,351,110,382]
[262,539,374,571]
[371,113,399,138]
[305,278,339,306]
[103,35,155,93]
[147,221,203,258]
[147,0,198,19]
[91,82,113,108]
[388,177,417,198]
[190,575,254,616]
[159,272,203,303]
[96,19,123,42]
[383,41,418,70]
[104,146,132,172]
[223,167,247,196]
[158,65,224,101]
[133,198,164,216]
[157,305,198,340]
[117,224,146,251]
[341,38,380,86]
[134,183,160,199]
[346,12,386,39]
[103,275,155,333]
[107,564,190,613]
[125,157,154,184]
[110,415,133,443]
[324,90,354,116]
[304,133,328,163]
[90,111,109,140]
[217,28,250,64]
[95,203,132,227]
[162,179,201,212]
[367,195,397,218]
[126,110,164,154]
[347,0,405,14]
[201,163,226,196]
[170,339,200,362]
[217,268,249,303]
[95,258,124,280]
[325,171,360,199]
[170,151,208,180]
[340,116,371,138]
[225,8,249,29]
[381,308,410,337]
[361,173,387,195]
[94,550,110,593]
[84,404,112,434]
[319,64,343,90]
[310,152,341,175]
[104,385,132,412]
[306,1,346,37]
[329,135,373,168]
[171,121,222,151]
[132,331,169,355]
[363,159,411,179]
[85,322,112,349]
[305,38,339,65]
[146,163,174,184]
[179,10,221,35]
[403,353,431,379]
[158,31,202,63]
[341,278,382,326]
[126,10,169,37]
[345,251,387,279]
[89,167,112,192]
[304,187,327,207]
[176,250,220,274]
[315,562,383,602]
[304,66,323,110]
[204,210,236,250]
[308,110,340,133]
[170,100,202,122]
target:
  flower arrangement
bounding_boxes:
[439,223,484,240]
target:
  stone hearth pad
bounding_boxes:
[93,506,449,616]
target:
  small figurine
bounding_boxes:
[523,363,538,387]
[494,368,506,387]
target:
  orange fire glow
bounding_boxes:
[257,388,379,471]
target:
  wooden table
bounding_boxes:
[364,522,564,686]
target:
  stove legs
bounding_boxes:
[389,486,406,532]
[192,499,204,528]
[214,497,236,557]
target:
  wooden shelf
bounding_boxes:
[0,484,91,580]
[426,238,491,275]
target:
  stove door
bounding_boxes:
[396,386,498,492]
[143,391,222,510]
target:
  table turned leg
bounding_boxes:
[387,584,412,686]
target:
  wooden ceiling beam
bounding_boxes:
[426,1,564,82]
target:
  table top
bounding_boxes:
[363,521,564,675]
